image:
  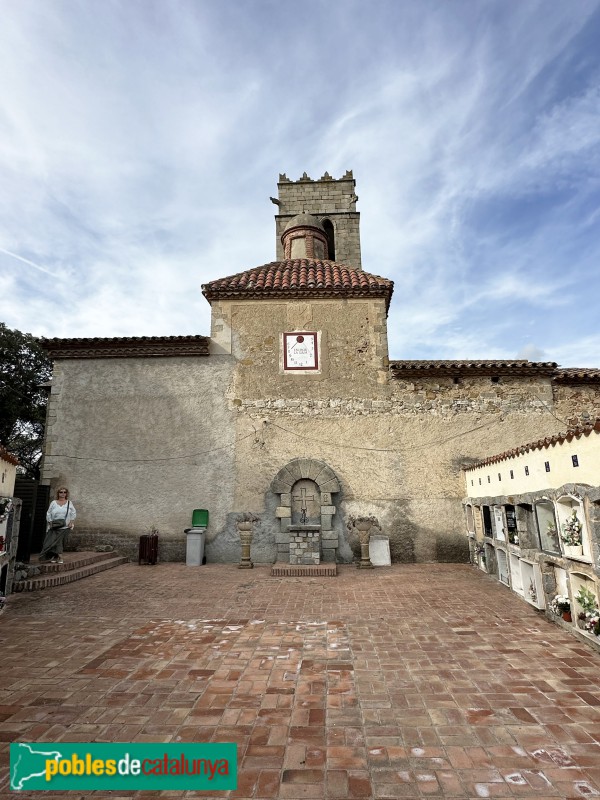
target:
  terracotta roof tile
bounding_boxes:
[554,367,600,383]
[40,335,210,359]
[390,361,600,381]
[0,444,19,466]
[464,417,600,471]
[390,360,558,377]
[201,259,394,310]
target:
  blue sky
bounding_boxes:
[1,0,599,365]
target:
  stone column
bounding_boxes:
[355,520,374,569]
[237,522,254,569]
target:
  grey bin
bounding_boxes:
[185,527,206,566]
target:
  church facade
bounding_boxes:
[40,172,600,564]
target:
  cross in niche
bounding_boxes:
[293,487,314,524]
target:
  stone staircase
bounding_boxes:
[12,551,128,592]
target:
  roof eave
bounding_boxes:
[40,336,211,359]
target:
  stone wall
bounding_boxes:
[41,359,600,565]
[215,297,390,400]
[229,398,576,566]
[554,383,600,422]
[275,172,361,268]
[41,299,600,566]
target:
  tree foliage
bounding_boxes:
[0,323,52,478]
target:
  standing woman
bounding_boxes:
[39,487,76,564]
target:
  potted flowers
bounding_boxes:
[549,594,572,622]
[581,610,600,638]
[561,510,583,557]
[347,515,381,569]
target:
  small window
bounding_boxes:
[545,461,550,472]
[572,455,579,467]
[525,466,529,476]
[322,218,335,260]
[498,473,501,481]
[479,478,482,485]
[491,376,500,384]
[510,470,514,479]
[487,476,491,483]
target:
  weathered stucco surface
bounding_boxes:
[43,356,237,560]
[41,296,600,565]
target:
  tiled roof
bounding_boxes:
[554,367,600,383]
[390,360,558,377]
[201,259,394,310]
[464,417,600,471]
[40,336,210,359]
[0,444,19,466]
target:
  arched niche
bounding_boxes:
[571,572,598,633]
[271,458,341,562]
[534,498,560,554]
[465,504,474,533]
[556,493,589,560]
[496,548,509,586]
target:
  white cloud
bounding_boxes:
[0,0,598,370]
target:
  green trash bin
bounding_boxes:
[192,509,209,528]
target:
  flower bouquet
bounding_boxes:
[581,611,600,637]
[561,510,583,547]
[549,594,570,615]
[546,520,558,542]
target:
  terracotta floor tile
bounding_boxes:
[3,563,600,799]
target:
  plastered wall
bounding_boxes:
[42,304,600,564]
[465,429,600,496]
[42,356,237,560]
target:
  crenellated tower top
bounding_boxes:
[272,171,362,269]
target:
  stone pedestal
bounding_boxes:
[237,522,254,569]
[355,521,374,569]
[288,525,321,565]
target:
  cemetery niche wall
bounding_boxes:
[464,418,600,649]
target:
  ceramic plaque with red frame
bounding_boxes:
[283,332,318,370]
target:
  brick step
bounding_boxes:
[271,564,337,577]
[35,551,120,574]
[13,556,128,592]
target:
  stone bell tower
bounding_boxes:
[273,170,362,269]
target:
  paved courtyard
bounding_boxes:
[1,562,600,799]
